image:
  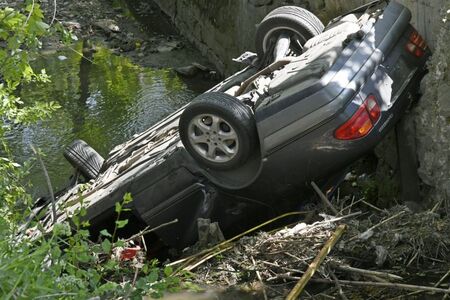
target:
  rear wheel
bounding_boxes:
[179,92,257,170]
[255,6,324,58]
[63,139,104,180]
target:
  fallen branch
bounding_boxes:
[311,278,450,295]
[286,224,347,300]
[334,264,403,281]
[311,181,339,215]
[399,268,450,299]
[124,219,178,242]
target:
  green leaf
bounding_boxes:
[115,240,126,247]
[100,229,112,238]
[147,269,159,283]
[123,192,133,204]
[79,207,87,217]
[101,239,111,253]
[164,266,173,277]
[115,219,128,229]
[115,201,122,213]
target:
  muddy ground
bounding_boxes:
[36,0,219,90]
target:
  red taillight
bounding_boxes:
[335,95,381,140]
[365,95,381,121]
[405,30,427,57]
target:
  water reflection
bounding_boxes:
[13,43,198,197]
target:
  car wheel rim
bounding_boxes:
[187,114,239,163]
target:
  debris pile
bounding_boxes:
[174,206,450,299]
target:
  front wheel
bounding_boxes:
[255,6,324,58]
[179,92,257,170]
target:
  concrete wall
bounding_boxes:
[413,3,450,210]
[397,0,443,50]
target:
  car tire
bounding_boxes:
[179,92,257,170]
[255,6,324,58]
[63,139,104,180]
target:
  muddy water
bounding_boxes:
[10,41,213,197]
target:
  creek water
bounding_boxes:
[10,40,214,198]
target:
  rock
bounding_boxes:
[191,62,209,71]
[196,218,224,249]
[156,45,174,53]
[57,55,68,61]
[175,65,199,77]
[93,19,120,33]
[156,41,181,53]
[175,62,210,77]
[61,21,81,31]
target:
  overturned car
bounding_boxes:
[31,1,429,250]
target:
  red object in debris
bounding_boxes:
[120,246,141,261]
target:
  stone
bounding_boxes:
[93,19,120,33]
[156,41,181,53]
[175,65,199,77]
[61,21,81,30]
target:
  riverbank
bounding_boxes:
[38,0,216,75]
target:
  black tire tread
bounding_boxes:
[63,139,104,180]
[264,6,324,35]
[256,6,324,57]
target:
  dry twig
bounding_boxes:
[334,264,403,281]
[252,256,268,300]
[329,269,349,300]
[311,181,339,215]
[124,219,178,242]
[183,245,233,272]
[398,268,450,299]
[50,0,57,26]
[349,211,405,241]
[31,145,56,224]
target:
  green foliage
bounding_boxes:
[0,4,190,299]
[1,192,192,298]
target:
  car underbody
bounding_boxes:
[28,0,430,252]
